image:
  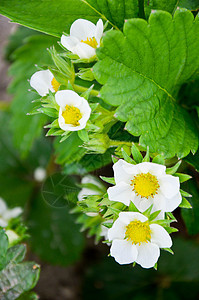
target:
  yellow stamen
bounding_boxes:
[131,172,159,198]
[62,105,82,126]
[81,37,98,48]
[125,220,151,245]
[51,77,60,92]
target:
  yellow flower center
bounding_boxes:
[125,220,151,245]
[51,77,60,92]
[81,37,98,48]
[62,105,82,126]
[131,172,159,198]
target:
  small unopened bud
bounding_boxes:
[34,167,47,182]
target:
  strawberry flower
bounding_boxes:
[108,160,182,218]
[61,19,103,59]
[108,212,172,268]
[55,90,91,131]
[30,70,60,96]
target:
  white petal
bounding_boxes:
[4,207,22,221]
[136,242,160,268]
[101,225,109,240]
[110,239,138,265]
[155,210,165,220]
[137,162,166,176]
[55,90,82,109]
[164,192,182,212]
[30,70,54,96]
[138,197,154,212]
[78,100,92,125]
[0,218,8,227]
[118,211,148,224]
[107,182,133,205]
[0,198,7,213]
[113,159,135,185]
[78,188,98,202]
[60,35,79,51]
[108,219,126,240]
[150,224,172,248]
[73,42,96,59]
[6,230,19,243]
[70,19,96,41]
[86,212,98,217]
[95,19,103,44]
[159,175,180,198]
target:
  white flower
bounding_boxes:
[78,175,104,217]
[30,70,60,96]
[34,167,47,182]
[61,19,103,59]
[6,229,19,244]
[108,160,182,218]
[0,198,22,227]
[108,212,172,268]
[55,90,91,131]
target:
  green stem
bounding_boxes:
[109,140,133,147]
[138,0,146,19]
[73,84,100,97]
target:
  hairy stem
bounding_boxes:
[73,84,100,97]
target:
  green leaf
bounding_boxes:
[64,149,113,175]
[148,210,162,221]
[0,0,139,37]
[179,196,192,208]
[121,147,135,164]
[152,154,165,165]
[180,189,192,197]
[181,180,199,234]
[54,132,86,165]
[142,204,153,218]
[142,146,150,162]
[7,28,58,157]
[179,0,199,10]
[0,229,9,270]
[17,291,39,300]
[166,160,182,174]
[94,10,199,158]
[144,0,178,18]
[128,201,139,212]
[0,232,40,300]
[6,244,26,265]
[100,176,115,185]
[85,0,139,29]
[163,247,174,255]
[131,143,143,163]
[78,129,89,142]
[0,0,182,38]
[175,173,192,183]
[0,262,40,300]
[0,0,100,37]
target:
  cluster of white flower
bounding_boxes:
[28,18,185,269]
[29,19,104,132]
[107,160,181,268]
[77,160,182,269]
